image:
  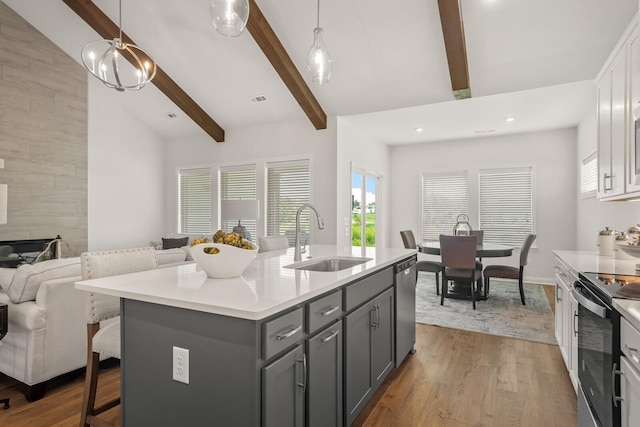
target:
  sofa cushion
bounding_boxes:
[0,267,16,291]
[162,237,188,249]
[8,258,81,304]
[155,248,188,265]
[0,292,46,331]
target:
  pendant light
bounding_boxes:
[306,0,332,85]
[80,0,156,92]
[209,0,250,37]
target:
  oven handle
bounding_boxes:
[572,284,607,319]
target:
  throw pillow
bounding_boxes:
[0,267,16,291]
[8,258,81,303]
[162,237,188,250]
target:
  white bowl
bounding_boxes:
[190,242,258,278]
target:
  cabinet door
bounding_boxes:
[621,356,640,427]
[345,301,375,426]
[373,288,394,389]
[554,281,564,352]
[598,69,613,198]
[562,283,573,374]
[307,321,343,427]
[569,292,579,391]
[628,27,640,193]
[610,46,627,197]
[263,345,305,427]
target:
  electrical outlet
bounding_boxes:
[173,346,189,384]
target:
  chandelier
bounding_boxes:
[306,0,332,84]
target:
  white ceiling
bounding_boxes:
[3,0,638,144]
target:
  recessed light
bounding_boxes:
[504,116,515,122]
[415,127,424,132]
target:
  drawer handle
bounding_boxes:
[320,306,339,317]
[277,325,302,340]
[612,363,623,407]
[625,345,640,364]
[321,329,340,343]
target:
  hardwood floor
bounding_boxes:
[0,285,574,427]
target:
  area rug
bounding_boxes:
[416,275,556,344]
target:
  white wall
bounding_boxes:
[336,119,391,251]
[389,128,578,284]
[164,118,338,245]
[88,79,168,251]
[576,104,640,250]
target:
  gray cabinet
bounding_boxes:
[263,344,306,427]
[307,321,343,427]
[345,287,394,425]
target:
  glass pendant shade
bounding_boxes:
[209,0,250,37]
[307,27,332,85]
[81,39,157,92]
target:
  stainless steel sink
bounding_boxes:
[285,257,371,272]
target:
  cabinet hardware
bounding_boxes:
[573,311,578,337]
[321,329,340,343]
[320,306,339,316]
[370,307,377,327]
[375,304,381,328]
[625,345,640,364]
[604,173,613,192]
[297,354,307,393]
[612,363,624,407]
[277,325,302,340]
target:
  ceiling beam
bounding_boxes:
[246,0,327,130]
[62,0,226,142]
[437,0,471,100]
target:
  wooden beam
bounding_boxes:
[62,0,226,142]
[437,0,471,99]
[246,0,327,130]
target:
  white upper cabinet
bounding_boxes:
[597,16,640,200]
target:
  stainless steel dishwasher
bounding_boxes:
[395,256,417,366]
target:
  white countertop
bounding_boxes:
[553,250,640,275]
[75,244,415,321]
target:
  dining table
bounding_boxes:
[417,240,514,301]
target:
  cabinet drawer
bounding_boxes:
[344,267,393,312]
[621,317,640,371]
[263,308,304,360]
[307,290,342,334]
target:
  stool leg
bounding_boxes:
[0,397,9,409]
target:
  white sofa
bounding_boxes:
[0,247,192,400]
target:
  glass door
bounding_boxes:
[351,171,378,249]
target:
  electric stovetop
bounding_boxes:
[580,271,640,302]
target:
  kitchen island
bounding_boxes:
[76,244,416,427]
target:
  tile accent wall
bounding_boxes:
[0,4,87,257]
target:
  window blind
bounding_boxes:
[421,172,468,240]
[266,160,310,246]
[219,165,257,240]
[479,167,533,247]
[178,168,211,234]
[581,152,597,197]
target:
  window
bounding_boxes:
[266,160,310,246]
[421,172,468,240]
[178,168,211,234]
[479,167,533,246]
[581,151,597,198]
[219,165,257,239]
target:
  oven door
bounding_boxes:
[572,281,620,427]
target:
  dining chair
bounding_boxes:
[470,230,484,270]
[439,234,483,309]
[258,236,289,253]
[483,234,537,304]
[79,247,158,427]
[400,230,442,295]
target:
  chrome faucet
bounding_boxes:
[294,203,325,261]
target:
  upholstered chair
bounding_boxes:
[400,230,443,295]
[79,247,158,427]
[439,234,483,309]
[482,234,537,304]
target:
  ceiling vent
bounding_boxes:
[250,95,267,103]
